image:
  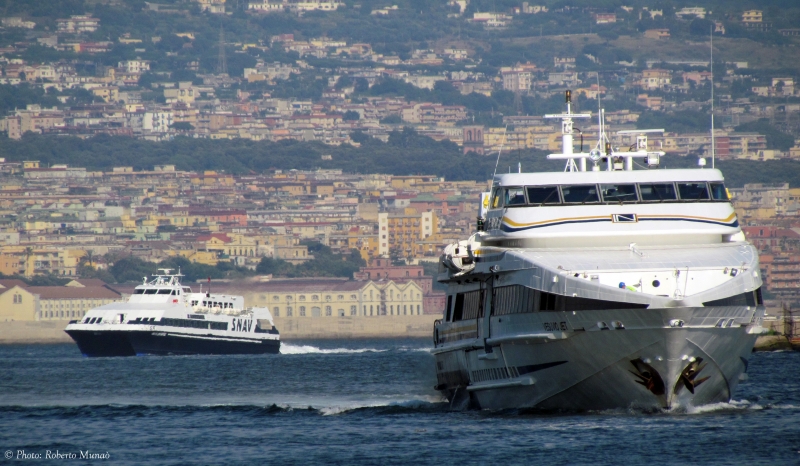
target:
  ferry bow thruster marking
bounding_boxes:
[65,269,280,356]
[433,91,766,411]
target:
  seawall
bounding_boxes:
[0,320,74,344]
[0,315,441,344]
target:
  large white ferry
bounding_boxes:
[433,92,765,411]
[65,270,279,357]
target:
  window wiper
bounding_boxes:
[581,191,597,204]
[539,190,557,206]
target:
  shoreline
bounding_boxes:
[3,320,796,350]
[0,315,440,344]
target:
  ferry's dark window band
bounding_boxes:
[133,289,182,295]
[157,318,229,330]
[703,287,763,307]
[492,181,729,207]
[449,285,646,321]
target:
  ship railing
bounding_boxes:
[433,319,443,346]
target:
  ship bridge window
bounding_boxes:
[490,188,502,208]
[157,289,171,295]
[452,290,483,321]
[709,182,729,201]
[639,183,677,202]
[678,182,710,200]
[493,285,537,315]
[526,186,561,205]
[561,185,599,204]
[144,289,157,295]
[134,289,145,294]
[504,187,526,206]
[600,184,638,203]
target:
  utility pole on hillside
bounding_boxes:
[217,26,227,75]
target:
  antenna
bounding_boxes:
[710,26,715,169]
[217,26,227,75]
[490,125,508,191]
[544,90,591,172]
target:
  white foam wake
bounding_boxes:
[678,399,763,414]
[279,344,388,355]
[317,396,444,415]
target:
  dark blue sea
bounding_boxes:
[0,339,798,465]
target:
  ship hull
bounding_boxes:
[65,329,136,357]
[434,307,759,411]
[127,331,280,356]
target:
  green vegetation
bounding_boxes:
[421,261,447,292]
[0,84,60,115]
[3,129,800,187]
[106,255,254,284]
[0,273,71,286]
[735,119,795,151]
[0,130,560,181]
[256,243,365,278]
[74,242,367,283]
[637,110,712,134]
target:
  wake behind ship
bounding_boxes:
[65,270,279,357]
[432,91,766,411]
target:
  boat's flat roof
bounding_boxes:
[495,168,724,186]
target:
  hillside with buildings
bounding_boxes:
[2,0,800,326]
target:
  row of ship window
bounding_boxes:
[133,289,185,295]
[446,286,646,322]
[445,285,763,322]
[271,304,421,317]
[190,300,236,309]
[491,181,729,207]
[81,315,230,330]
[265,293,418,301]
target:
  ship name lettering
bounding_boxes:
[543,322,568,331]
[233,318,252,332]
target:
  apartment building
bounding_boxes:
[378,209,437,258]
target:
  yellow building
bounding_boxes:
[0,253,21,275]
[0,247,85,277]
[0,279,122,321]
[378,209,437,258]
[37,282,123,321]
[229,278,424,318]
[0,281,36,321]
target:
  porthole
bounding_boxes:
[652,280,660,288]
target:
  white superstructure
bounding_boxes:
[433,92,765,411]
[65,270,280,357]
